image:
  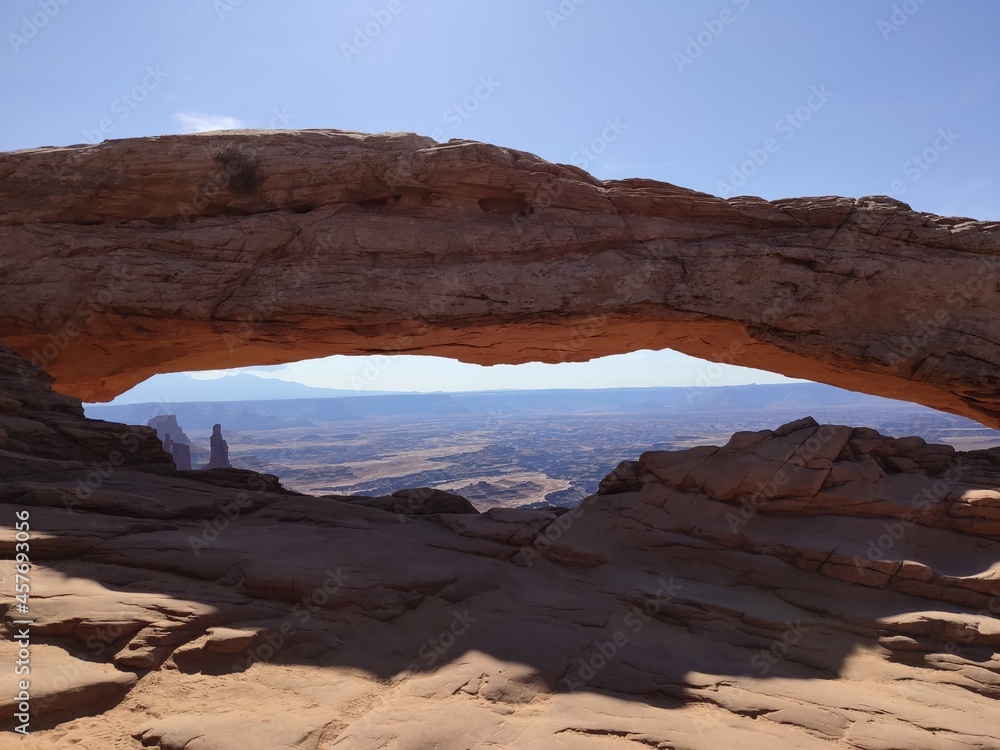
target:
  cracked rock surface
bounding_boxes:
[1,130,999,427]
[2,347,1000,748]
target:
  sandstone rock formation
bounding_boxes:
[0,345,171,479]
[3,344,1000,748]
[336,487,480,516]
[147,415,193,471]
[148,415,192,448]
[204,423,231,470]
[168,441,192,473]
[1,131,998,427]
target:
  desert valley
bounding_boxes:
[88,382,1000,510]
[1,125,999,749]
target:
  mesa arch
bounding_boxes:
[0,129,998,425]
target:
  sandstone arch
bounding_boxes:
[1,130,998,424]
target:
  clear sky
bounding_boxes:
[4,1,998,395]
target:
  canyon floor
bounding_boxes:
[87,386,1000,510]
[3,344,1000,748]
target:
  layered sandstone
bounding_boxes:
[0,131,998,426]
[3,345,1000,748]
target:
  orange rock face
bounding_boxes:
[1,130,998,424]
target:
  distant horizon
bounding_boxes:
[93,373,843,408]
[169,350,803,400]
[88,366,812,405]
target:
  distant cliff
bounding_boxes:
[148,414,194,471]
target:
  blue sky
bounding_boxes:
[4,0,998,395]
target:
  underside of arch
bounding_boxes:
[0,130,997,425]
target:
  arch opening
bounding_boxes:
[84,350,1000,510]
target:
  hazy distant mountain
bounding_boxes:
[94,372,398,406]
[86,382,941,433]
